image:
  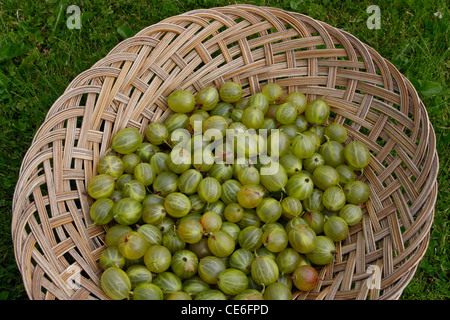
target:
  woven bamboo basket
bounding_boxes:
[12,5,439,300]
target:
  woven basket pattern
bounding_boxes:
[12,5,438,300]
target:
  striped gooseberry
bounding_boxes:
[141,203,166,225]
[198,177,222,203]
[285,216,308,235]
[202,115,228,138]
[126,264,153,289]
[235,97,249,110]
[229,248,254,275]
[150,152,169,175]
[134,163,155,186]
[279,153,302,177]
[241,106,265,129]
[262,228,288,253]
[200,211,223,233]
[117,231,148,260]
[293,114,308,132]
[220,179,242,205]
[302,188,324,212]
[164,192,191,218]
[281,196,303,219]
[182,277,210,297]
[224,203,244,223]
[312,165,340,191]
[259,163,288,192]
[162,229,186,254]
[285,92,307,114]
[275,248,301,275]
[344,140,371,170]
[164,113,189,133]
[105,224,133,247]
[113,198,142,226]
[304,99,330,125]
[195,289,227,300]
[156,216,175,235]
[196,86,219,111]
[261,117,277,131]
[217,268,249,296]
[135,142,159,162]
[87,174,115,199]
[137,224,163,247]
[122,179,146,202]
[335,164,357,186]
[205,200,226,217]
[189,237,212,259]
[262,83,283,103]
[324,122,347,144]
[208,163,234,182]
[320,140,346,168]
[167,90,196,113]
[220,222,241,244]
[236,184,265,209]
[98,155,124,179]
[276,102,297,124]
[308,125,325,144]
[291,133,315,159]
[177,218,204,244]
[344,180,370,204]
[100,267,131,300]
[305,236,336,265]
[210,102,234,118]
[171,249,199,279]
[198,255,226,284]
[111,128,143,154]
[166,291,192,300]
[256,197,283,223]
[322,186,347,212]
[207,230,235,257]
[152,171,178,196]
[151,272,182,297]
[303,153,325,172]
[177,169,203,195]
[90,198,115,225]
[251,255,279,286]
[238,226,263,251]
[143,245,172,273]
[115,173,133,191]
[145,122,169,146]
[219,82,243,103]
[266,130,290,157]
[189,194,207,214]
[132,283,163,300]
[302,210,325,234]
[292,265,318,292]
[288,225,316,254]
[339,204,363,226]
[234,289,264,300]
[99,247,125,270]
[323,216,349,242]
[285,173,314,201]
[237,165,260,186]
[166,148,192,174]
[263,282,292,300]
[248,93,270,114]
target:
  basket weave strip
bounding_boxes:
[12,5,438,300]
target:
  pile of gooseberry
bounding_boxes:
[89,81,371,300]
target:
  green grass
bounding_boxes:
[0,0,448,300]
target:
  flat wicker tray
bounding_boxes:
[12,5,439,300]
